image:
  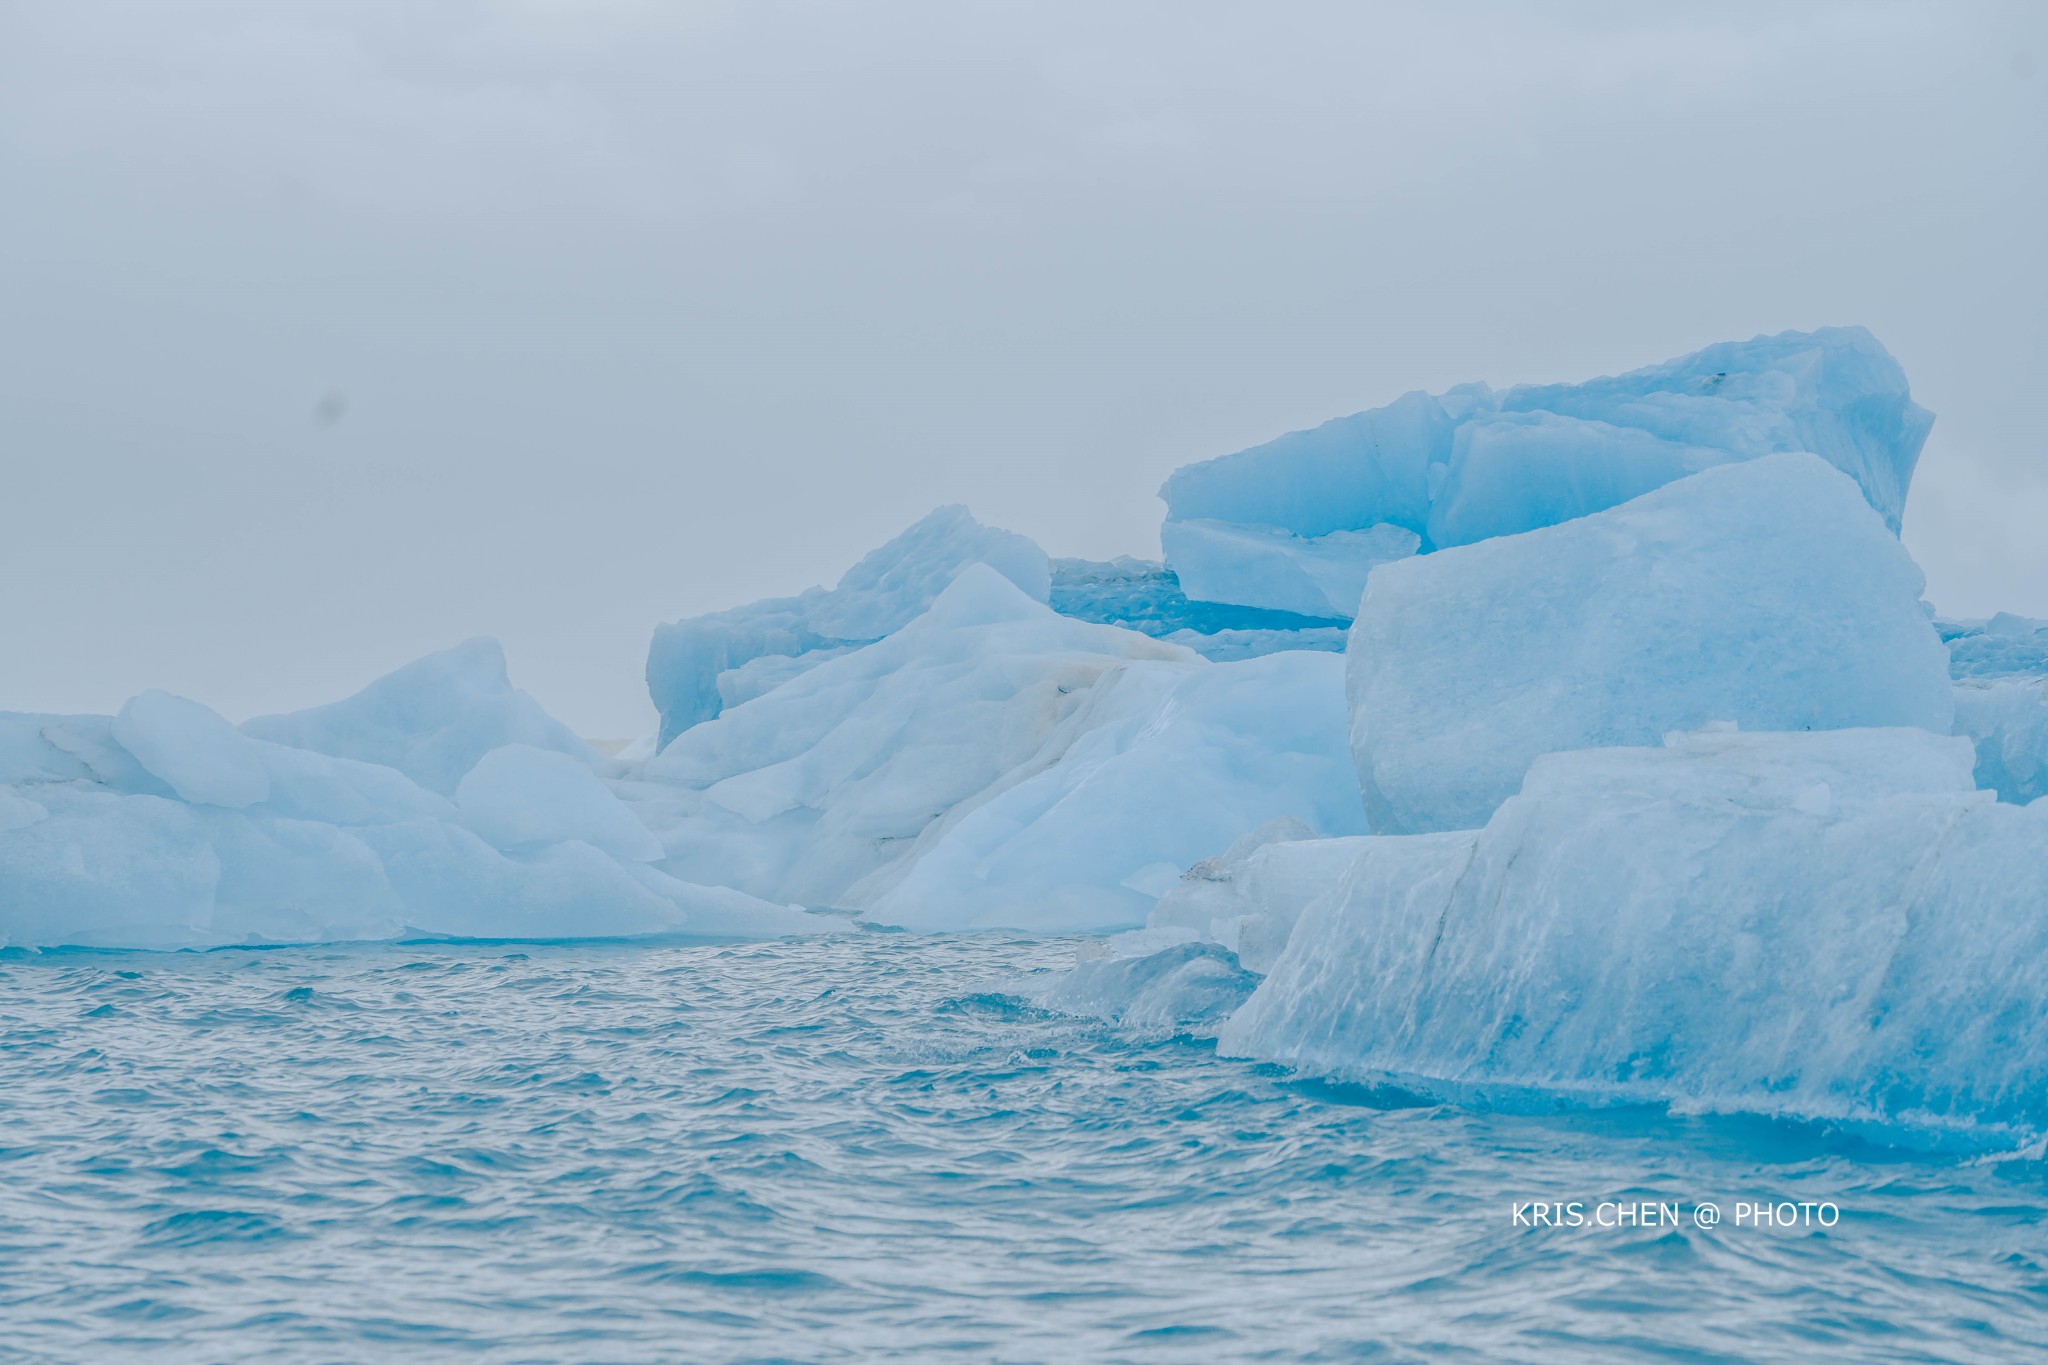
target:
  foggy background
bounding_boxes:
[3,0,2043,739]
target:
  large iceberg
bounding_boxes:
[855,650,1368,933]
[645,506,1051,747]
[1160,327,1932,617]
[619,566,1366,929]
[1347,453,1955,834]
[0,648,826,949]
[1048,727,2048,1146]
[1216,728,2048,1147]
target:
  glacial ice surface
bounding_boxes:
[1160,327,1932,615]
[1347,453,1955,834]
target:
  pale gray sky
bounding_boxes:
[3,1,2043,737]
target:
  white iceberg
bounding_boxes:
[0,652,828,950]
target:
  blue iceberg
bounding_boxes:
[1160,326,1933,618]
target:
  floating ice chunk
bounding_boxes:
[1037,936,1260,1033]
[646,506,1051,745]
[1348,453,1955,834]
[243,638,597,796]
[113,690,271,808]
[1216,727,2048,1146]
[1159,327,1933,614]
[455,744,665,861]
[1160,519,1419,619]
[2,653,827,947]
[629,564,1195,909]
[853,650,1369,933]
[0,777,825,949]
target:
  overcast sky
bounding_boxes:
[3,1,2043,737]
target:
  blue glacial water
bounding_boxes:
[3,930,2046,1363]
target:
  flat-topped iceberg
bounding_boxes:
[1160,327,1933,617]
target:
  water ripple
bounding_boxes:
[1,933,2044,1362]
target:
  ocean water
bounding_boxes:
[2,931,2044,1363]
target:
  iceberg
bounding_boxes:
[1210,727,2048,1147]
[624,565,1196,909]
[1160,327,1932,616]
[619,566,1371,929]
[855,651,1368,933]
[0,653,828,949]
[645,505,1051,746]
[1347,453,1955,834]
[241,637,600,797]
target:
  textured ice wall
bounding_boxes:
[1215,728,2048,1146]
[1346,453,1954,834]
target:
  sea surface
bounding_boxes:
[2,931,2045,1363]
